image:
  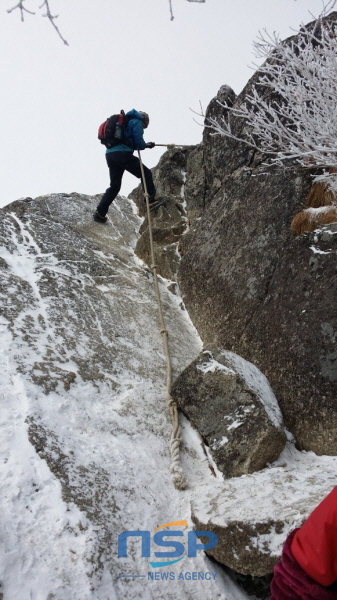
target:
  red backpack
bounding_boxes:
[98,110,132,148]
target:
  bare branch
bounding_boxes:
[7,0,68,45]
[9,0,204,40]
[169,0,205,21]
[39,0,68,45]
[168,0,174,21]
[7,1,35,21]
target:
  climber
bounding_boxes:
[270,486,337,599]
[94,109,158,223]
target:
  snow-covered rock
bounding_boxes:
[190,443,337,577]
[171,347,286,478]
[0,193,246,600]
[1,190,337,599]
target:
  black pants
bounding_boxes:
[97,152,156,216]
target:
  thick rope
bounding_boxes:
[138,150,187,490]
[155,144,191,148]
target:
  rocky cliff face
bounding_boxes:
[1,193,236,600]
[124,47,337,588]
[134,87,337,456]
[177,20,337,456]
[141,20,335,459]
[130,146,192,281]
[177,87,337,457]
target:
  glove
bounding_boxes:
[145,142,155,149]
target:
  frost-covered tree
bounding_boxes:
[207,2,337,184]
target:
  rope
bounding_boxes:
[155,144,191,148]
[137,150,187,491]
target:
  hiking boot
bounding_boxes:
[93,210,108,223]
[149,197,167,212]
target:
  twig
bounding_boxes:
[168,0,174,20]
[7,0,68,45]
[169,0,205,21]
[39,0,68,45]
[7,1,35,21]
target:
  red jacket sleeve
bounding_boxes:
[270,529,337,600]
[291,486,337,586]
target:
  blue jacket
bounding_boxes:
[106,109,146,154]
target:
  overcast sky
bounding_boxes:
[0,0,326,208]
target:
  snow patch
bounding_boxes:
[212,436,229,450]
[226,419,243,431]
[309,245,331,255]
[198,354,236,376]
[220,351,283,428]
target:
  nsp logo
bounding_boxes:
[118,520,218,568]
